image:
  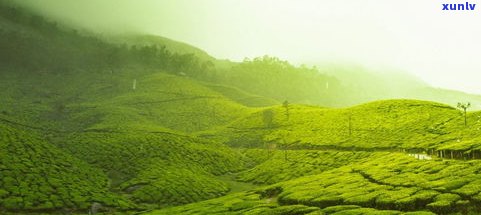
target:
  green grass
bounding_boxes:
[216,174,258,194]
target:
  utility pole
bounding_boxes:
[283,136,288,161]
[348,114,352,136]
[283,100,290,121]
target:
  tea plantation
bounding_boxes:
[148,151,481,214]
[3,2,481,214]
[0,123,131,213]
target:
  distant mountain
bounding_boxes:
[4,0,481,111]
[318,64,481,109]
[109,34,481,109]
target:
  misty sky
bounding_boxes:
[14,0,481,94]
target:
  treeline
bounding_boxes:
[0,3,214,78]
[1,2,346,106]
[219,56,342,104]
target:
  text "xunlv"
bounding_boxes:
[443,2,476,10]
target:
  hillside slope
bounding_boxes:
[0,123,131,213]
[205,99,481,152]
[110,34,216,62]
[0,3,257,212]
[148,149,481,214]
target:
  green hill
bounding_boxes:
[0,123,131,213]
[0,2,256,212]
[0,66,255,212]
[4,1,481,214]
[147,150,481,214]
[66,72,251,133]
[61,131,246,207]
[204,84,279,107]
[205,99,481,152]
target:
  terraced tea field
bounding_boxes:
[148,150,481,214]
[2,3,481,214]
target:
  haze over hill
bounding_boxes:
[6,0,481,110]
[3,1,481,215]
[12,0,481,95]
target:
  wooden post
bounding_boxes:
[283,100,289,121]
[348,115,352,136]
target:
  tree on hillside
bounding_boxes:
[457,102,471,126]
[280,131,293,161]
[226,55,339,105]
[262,109,274,128]
[283,100,290,121]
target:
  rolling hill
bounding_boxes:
[0,122,131,213]
[0,2,256,213]
[3,1,481,215]
[147,149,481,215]
[203,99,480,151]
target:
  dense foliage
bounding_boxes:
[149,151,481,214]
[218,56,341,105]
[0,3,214,79]
[0,123,131,213]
